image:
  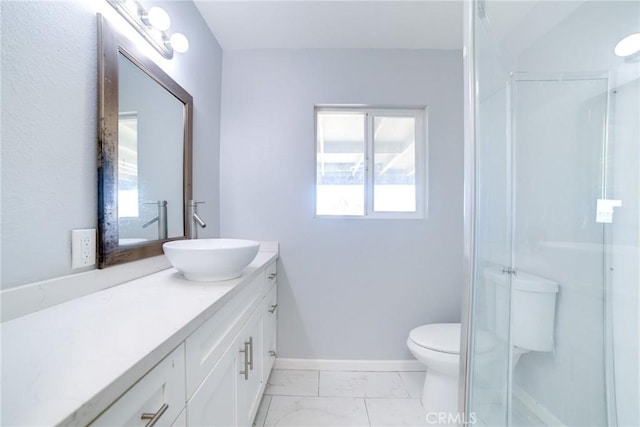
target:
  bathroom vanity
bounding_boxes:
[0,247,278,426]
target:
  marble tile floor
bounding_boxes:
[253,369,431,427]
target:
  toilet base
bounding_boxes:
[422,369,460,417]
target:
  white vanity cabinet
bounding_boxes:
[186,260,278,427]
[1,249,280,426]
[91,260,278,427]
[90,344,186,427]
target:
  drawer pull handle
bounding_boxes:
[248,336,254,370]
[239,341,250,380]
[268,304,278,314]
[141,403,168,427]
[268,273,277,280]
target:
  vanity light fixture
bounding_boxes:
[107,0,189,59]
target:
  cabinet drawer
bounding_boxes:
[262,285,277,378]
[265,261,277,290]
[91,344,185,427]
[185,273,265,398]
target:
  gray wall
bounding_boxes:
[1,0,222,289]
[220,49,464,359]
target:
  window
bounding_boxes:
[315,107,426,218]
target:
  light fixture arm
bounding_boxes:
[107,0,178,59]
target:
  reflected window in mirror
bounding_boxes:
[118,112,139,219]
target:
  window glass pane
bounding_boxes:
[316,112,365,215]
[373,116,416,212]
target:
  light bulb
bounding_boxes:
[170,33,189,53]
[147,6,171,31]
[615,33,640,57]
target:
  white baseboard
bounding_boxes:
[512,384,566,426]
[274,358,425,372]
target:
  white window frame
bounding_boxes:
[314,106,428,219]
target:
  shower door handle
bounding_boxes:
[596,199,622,223]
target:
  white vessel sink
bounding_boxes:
[163,239,260,282]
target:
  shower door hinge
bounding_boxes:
[502,267,517,275]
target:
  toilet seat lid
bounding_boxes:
[409,323,461,354]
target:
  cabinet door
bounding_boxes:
[265,261,277,289]
[236,309,264,427]
[262,284,277,379]
[187,343,237,427]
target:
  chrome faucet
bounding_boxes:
[142,200,168,239]
[187,200,207,239]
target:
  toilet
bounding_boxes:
[407,323,461,414]
[407,270,559,415]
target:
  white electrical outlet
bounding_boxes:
[72,229,96,269]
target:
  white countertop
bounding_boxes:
[0,250,278,426]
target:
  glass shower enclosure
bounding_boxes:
[461,1,639,426]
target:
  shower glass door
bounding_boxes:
[464,1,639,426]
[465,6,514,425]
[510,74,609,426]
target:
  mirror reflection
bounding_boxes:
[117,53,185,245]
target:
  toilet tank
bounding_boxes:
[484,268,559,352]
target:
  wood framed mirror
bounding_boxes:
[97,14,193,268]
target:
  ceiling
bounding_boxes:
[193,1,464,50]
